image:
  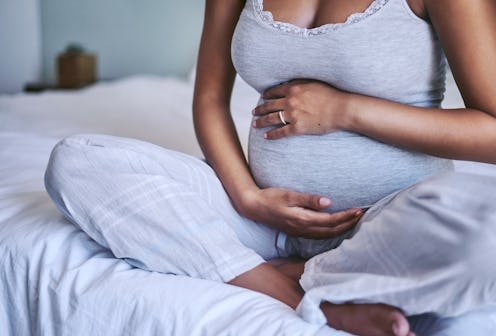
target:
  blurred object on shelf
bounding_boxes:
[57,43,97,89]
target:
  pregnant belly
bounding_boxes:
[248,125,453,212]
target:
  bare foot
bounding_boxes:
[233,261,414,336]
[321,302,414,336]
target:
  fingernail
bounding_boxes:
[252,121,256,127]
[263,133,268,139]
[355,209,363,216]
[252,109,256,115]
[319,198,331,207]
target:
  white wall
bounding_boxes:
[0,0,42,94]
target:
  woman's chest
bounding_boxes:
[231,0,446,106]
[261,0,383,30]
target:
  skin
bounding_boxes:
[193,0,495,335]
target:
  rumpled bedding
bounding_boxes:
[1,74,495,335]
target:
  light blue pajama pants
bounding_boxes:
[44,134,496,331]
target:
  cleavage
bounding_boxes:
[261,0,376,30]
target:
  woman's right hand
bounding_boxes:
[239,187,364,239]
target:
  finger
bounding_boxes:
[254,112,285,128]
[263,79,314,100]
[287,192,331,210]
[262,82,290,100]
[292,207,363,228]
[327,207,364,224]
[252,99,285,116]
[320,215,360,235]
[298,216,361,239]
[253,111,289,128]
[264,125,295,140]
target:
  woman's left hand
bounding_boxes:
[252,79,350,140]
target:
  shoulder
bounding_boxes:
[408,0,494,23]
[420,0,496,115]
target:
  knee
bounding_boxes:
[400,172,496,267]
[44,134,98,218]
[408,172,496,211]
[45,134,90,188]
[405,172,496,232]
[45,133,116,178]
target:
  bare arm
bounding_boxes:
[255,0,496,164]
[193,0,256,210]
[344,0,496,163]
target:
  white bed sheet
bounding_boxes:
[1,74,495,335]
[0,132,337,336]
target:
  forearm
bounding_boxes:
[193,99,259,212]
[192,0,257,213]
[342,93,496,164]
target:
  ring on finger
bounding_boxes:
[278,110,287,125]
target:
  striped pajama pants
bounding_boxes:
[44,134,496,329]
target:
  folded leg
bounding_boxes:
[297,172,496,324]
[45,134,280,282]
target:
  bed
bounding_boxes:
[1,72,495,335]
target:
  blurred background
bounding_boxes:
[0,0,204,94]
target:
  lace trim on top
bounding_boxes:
[254,0,390,36]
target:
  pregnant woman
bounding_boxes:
[45,0,496,335]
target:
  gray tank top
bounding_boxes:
[231,0,453,212]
